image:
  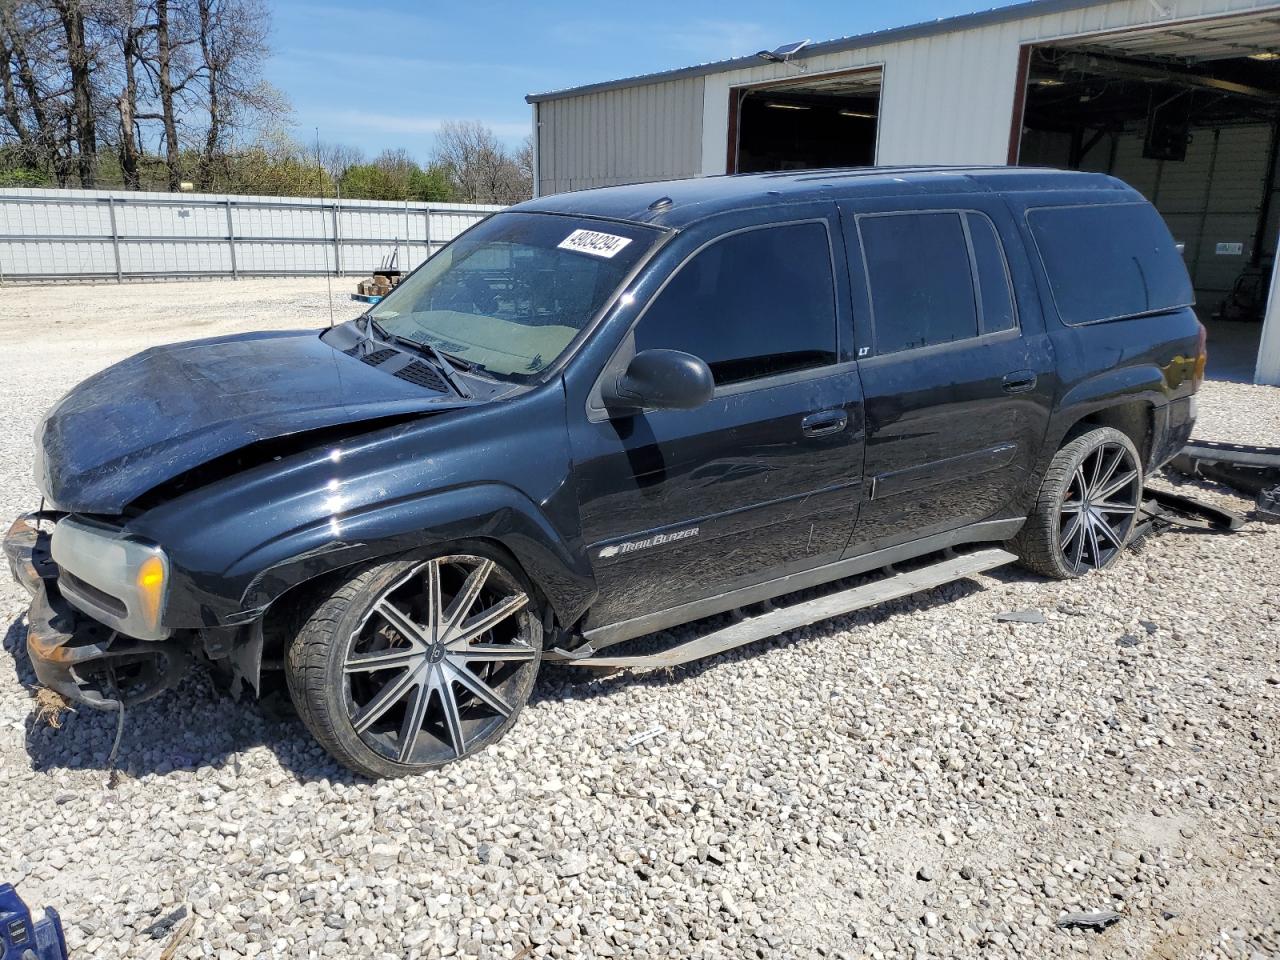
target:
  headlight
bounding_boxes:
[50,517,171,640]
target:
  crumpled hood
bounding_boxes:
[35,329,471,514]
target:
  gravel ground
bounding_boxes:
[0,279,1276,960]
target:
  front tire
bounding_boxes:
[285,544,543,778]
[1012,427,1143,579]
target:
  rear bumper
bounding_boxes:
[1151,395,1197,471]
[4,513,189,709]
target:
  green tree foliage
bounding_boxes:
[338,149,455,201]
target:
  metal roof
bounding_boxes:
[514,166,1135,227]
[526,0,1128,103]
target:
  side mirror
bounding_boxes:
[602,349,715,413]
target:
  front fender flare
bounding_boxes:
[234,483,596,627]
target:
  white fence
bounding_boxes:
[0,187,504,282]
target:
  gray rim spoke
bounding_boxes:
[1098,470,1139,501]
[450,593,529,647]
[345,646,419,673]
[1070,515,1087,570]
[1084,516,1102,568]
[352,667,418,734]
[1088,448,1106,492]
[449,643,537,663]
[425,560,442,640]
[1090,445,1121,497]
[443,559,494,637]
[1061,513,1083,552]
[436,668,467,758]
[1095,499,1136,515]
[396,681,430,763]
[374,600,430,648]
[1093,513,1124,550]
[1073,467,1088,502]
[445,661,512,717]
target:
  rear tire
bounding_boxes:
[284,543,543,778]
[1012,427,1143,579]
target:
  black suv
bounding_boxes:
[5,167,1204,777]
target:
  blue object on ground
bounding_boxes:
[0,884,68,960]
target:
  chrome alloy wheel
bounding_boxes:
[1058,440,1141,574]
[342,555,538,765]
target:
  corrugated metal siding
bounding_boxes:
[695,0,1280,173]
[536,1,1280,185]
[536,76,705,196]
[0,188,502,282]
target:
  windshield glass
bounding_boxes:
[369,212,659,379]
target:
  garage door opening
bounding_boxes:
[729,68,882,174]
[1013,11,1280,383]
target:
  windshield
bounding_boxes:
[368,212,659,379]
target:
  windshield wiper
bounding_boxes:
[362,315,389,340]
[412,339,472,399]
[361,314,473,398]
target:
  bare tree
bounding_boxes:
[51,0,98,186]
[433,120,530,204]
[150,0,183,188]
[1,1,75,183]
[104,0,155,189]
[193,0,280,189]
[516,134,533,188]
[0,18,29,146]
[316,139,363,182]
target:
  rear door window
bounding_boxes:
[1026,202,1193,325]
[633,221,838,386]
[859,212,978,354]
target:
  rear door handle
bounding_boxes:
[1002,370,1037,394]
[801,410,848,438]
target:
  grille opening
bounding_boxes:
[393,360,448,392]
[344,347,398,366]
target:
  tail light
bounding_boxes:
[1192,321,1207,390]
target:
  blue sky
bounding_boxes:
[268,0,1025,160]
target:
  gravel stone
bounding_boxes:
[0,280,1277,959]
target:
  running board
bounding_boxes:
[559,547,1016,671]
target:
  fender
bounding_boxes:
[235,482,596,627]
[127,380,590,631]
[1054,363,1165,429]
[1035,362,1165,480]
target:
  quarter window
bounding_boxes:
[632,222,838,386]
[859,212,978,354]
[1027,202,1194,325]
[966,213,1017,334]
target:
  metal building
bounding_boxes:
[526,0,1280,385]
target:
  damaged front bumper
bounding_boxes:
[3,513,191,709]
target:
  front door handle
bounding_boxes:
[801,410,848,438]
[1002,370,1037,394]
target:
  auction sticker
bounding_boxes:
[557,229,633,258]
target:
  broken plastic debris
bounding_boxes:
[625,726,666,747]
[995,609,1047,624]
[1056,910,1122,931]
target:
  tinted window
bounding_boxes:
[1027,202,1194,325]
[966,213,1017,334]
[633,222,837,386]
[860,212,978,354]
